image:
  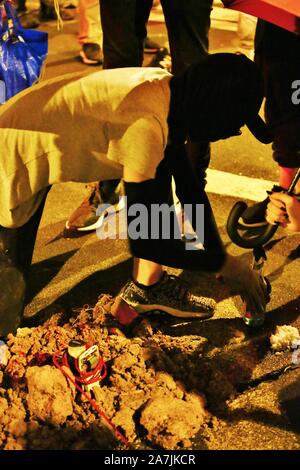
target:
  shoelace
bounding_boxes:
[158,274,187,301]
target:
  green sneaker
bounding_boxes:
[119,271,216,319]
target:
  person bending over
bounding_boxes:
[0,53,271,336]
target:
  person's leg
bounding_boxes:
[263,24,300,186]
[267,32,300,194]
[161,0,213,188]
[242,22,300,226]
[40,0,77,21]
[132,258,163,285]
[0,189,50,336]
[119,155,216,318]
[161,0,213,74]
[15,0,40,28]
[66,0,153,231]
[78,0,103,65]
[99,0,152,69]
[237,12,256,59]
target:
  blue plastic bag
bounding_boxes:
[0,1,48,103]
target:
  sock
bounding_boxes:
[132,273,164,290]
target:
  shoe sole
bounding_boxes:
[0,266,26,336]
[79,50,103,65]
[65,198,125,232]
[120,298,214,319]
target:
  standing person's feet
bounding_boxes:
[17,9,40,28]
[80,43,103,65]
[66,181,124,232]
[119,271,216,319]
[147,47,172,72]
[15,0,39,28]
[39,1,77,21]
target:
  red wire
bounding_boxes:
[53,351,129,448]
[62,351,107,386]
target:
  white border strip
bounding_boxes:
[206,169,276,202]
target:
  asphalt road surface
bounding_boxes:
[17,7,300,451]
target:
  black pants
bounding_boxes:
[99,0,212,193]
[99,0,213,73]
[255,21,300,168]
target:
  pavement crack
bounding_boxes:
[236,364,300,393]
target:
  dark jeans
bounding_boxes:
[99,0,213,73]
[255,21,300,168]
[99,0,213,191]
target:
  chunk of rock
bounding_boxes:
[140,392,206,449]
[270,325,300,351]
[25,365,73,425]
[0,340,9,366]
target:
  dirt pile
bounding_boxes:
[26,365,74,425]
[0,296,217,450]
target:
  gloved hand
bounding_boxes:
[220,254,268,314]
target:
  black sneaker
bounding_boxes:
[119,271,216,319]
[80,43,103,65]
[241,185,284,227]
